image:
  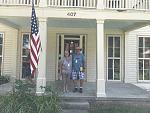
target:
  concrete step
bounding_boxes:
[60,96,95,102]
[61,101,89,110]
[61,109,89,113]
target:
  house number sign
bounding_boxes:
[67,12,76,16]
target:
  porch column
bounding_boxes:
[39,0,47,7]
[36,18,47,94]
[96,19,106,97]
[97,0,104,9]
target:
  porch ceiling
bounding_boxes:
[0,17,149,31]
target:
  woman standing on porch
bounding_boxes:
[60,50,72,93]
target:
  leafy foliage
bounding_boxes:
[0,80,61,113]
[0,75,10,85]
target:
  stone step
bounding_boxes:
[61,101,89,110]
[60,96,95,102]
[61,109,89,113]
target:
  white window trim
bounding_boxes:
[138,35,150,82]
[21,33,30,79]
[0,33,4,76]
[106,34,122,81]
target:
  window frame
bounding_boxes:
[107,35,121,81]
[21,33,30,79]
[138,35,150,82]
[0,33,4,76]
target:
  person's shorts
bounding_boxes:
[71,71,85,80]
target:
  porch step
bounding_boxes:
[61,109,89,113]
[61,101,89,110]
[60,97,91,110]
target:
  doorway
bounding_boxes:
[56,34,87,80]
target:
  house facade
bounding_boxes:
[0,0,150,97]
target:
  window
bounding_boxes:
[107,36,121,80]
[0,33,3,75]
[22,33,30,78]
[138,36,150,80]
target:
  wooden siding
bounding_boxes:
[0,23,18,78]
[125,25,150,83]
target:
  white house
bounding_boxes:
[0,0,150,97]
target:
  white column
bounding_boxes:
[97,0,104,9]
[96,19,106,97]
[39,0,47,7]
[36,18,47,94]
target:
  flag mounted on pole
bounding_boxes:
[30,0,41,76]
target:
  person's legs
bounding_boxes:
[62,73,66,92]
[79,79,84,93]
[65,73,70,92]
[73,80,78,92]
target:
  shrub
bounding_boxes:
[0,75,10,85]
[0,80,62,113]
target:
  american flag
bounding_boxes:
[30,1,41,76]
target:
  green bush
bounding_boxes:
[0,80,62,113]
[0,75,10,85]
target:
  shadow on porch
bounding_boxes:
[47,81,150,98]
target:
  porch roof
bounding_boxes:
[0,17,149,31]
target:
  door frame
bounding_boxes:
[56,34,87,80]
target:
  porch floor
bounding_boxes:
[48,81,150,98]
[0,81,150,98]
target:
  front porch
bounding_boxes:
[1,81,150,98]
[47,81,150,98]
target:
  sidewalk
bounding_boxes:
[0,82,13,95]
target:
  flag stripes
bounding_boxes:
[30,1,41,76]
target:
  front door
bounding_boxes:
[56,34,86,80]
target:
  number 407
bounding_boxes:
[67,12,76,16]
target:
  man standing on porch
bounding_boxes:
[72,46,85,93]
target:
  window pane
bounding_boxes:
[114,69,120,80]
[108,48,113,57]
[82,35,85,55]
[0,45,2,55]
[139,48,143,58]
[108,37,113,47]
[144,60,150,69]
[139,70,143,80]
[0,57,1,75]
[0,37,3,45]
[115,37,120,47]
[139,37,143,47]
[139,60,143,70]
[23,34,29,49]
[115,48,120,57]
[59,35,61,55]
[108,69,113,80]
[114,59,120,69]
[108,59,113,68]
[145,37,150,47]
[144,70,150,80]
[145,47,150,58]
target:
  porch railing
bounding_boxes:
[105,0,150,10]
[0,0,39,6]
[0,0,150,10]
[47,0,97,8]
